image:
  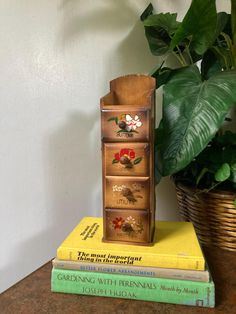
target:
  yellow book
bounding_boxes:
[57,217,205,270]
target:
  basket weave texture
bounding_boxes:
[175,182,236,251]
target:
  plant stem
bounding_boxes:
[172,52,186,66]
[231,0,236,68]
[185,47,194,64]
[177,45,188,65]
[231,0,236,45]
[173,46,188,66]
[221,32,234,69]
[194,181,221,196]
[205,181,222,193]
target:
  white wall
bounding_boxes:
[0,0,230,293]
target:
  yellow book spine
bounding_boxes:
[57,247,205,271]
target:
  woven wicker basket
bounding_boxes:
[175,181,236,251]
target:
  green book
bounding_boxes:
[51,267,215,307]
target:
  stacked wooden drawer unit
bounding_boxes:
[100,75,156,245]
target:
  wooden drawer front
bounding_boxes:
[104,209,150,243]
[104,143,150,177]
[101,110,150,142]
[104,176,150,210]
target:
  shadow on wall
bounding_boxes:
[47,0,178,238]
[156,178,180,221]
[1,110,101,292]
[46,110,102,242]
[58,0,158,75]
[59,0,142,42]
[113,20,159,76]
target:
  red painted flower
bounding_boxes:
[114,148,136,161]
[112,217,125,229]
[129,150,135,159]
[114,152,120,161]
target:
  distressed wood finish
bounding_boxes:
[101,74,156,245]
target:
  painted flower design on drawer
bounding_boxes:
[112,148,142,168]
[108,114,143,134]
[110,216,144,235]
[112,183,143,204]
[112,217,125,229]
[125,115,142,131]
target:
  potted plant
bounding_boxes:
[140,0,236,250]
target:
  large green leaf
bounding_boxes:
[142,13,180,56]
[144,26,171,56]
[156,65,236,177]
[143,13,180,34]
[171,0,217,55]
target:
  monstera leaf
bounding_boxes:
[156,65,236,178]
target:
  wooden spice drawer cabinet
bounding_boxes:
[100,75,156,245]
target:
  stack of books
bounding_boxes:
[51,217,215,307]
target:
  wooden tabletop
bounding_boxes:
[1,246,235,314]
